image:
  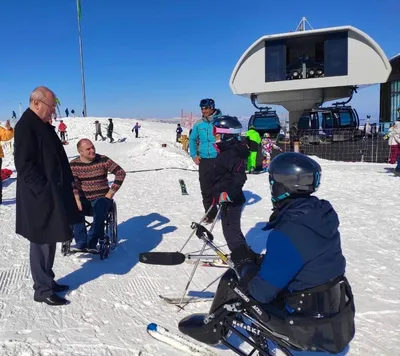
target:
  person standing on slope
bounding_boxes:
[245,126,261,174]
[0,119,14,204]
[58,120,67,143]
[211,116,255,262]
[189,98,222,224]
[261,132,282,172]
[176,123,183,142]
[132,122,141,138]
[107,118,114,143]
[14,86,80,306]
[94,120,105,141]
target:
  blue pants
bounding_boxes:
[396,155,400,171]
[73,197,113,249]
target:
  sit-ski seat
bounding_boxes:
[178,269,355,356]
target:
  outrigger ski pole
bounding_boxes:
[179,204,214,253]
[178,205,230,305]
[138,204,235,305]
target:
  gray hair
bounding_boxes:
[29,86,55,103]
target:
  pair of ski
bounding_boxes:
[142,251,227,306]
[147,323,218,356]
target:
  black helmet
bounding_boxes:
[268,152,321,204]
[213,115,242,142]
[199,98,215,109]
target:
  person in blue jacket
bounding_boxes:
[189,98,222,223]
[179,152,355,355]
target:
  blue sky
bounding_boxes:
[0,0,398,121]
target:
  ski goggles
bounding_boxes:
[199,99,215,109]
[212,126,242,136]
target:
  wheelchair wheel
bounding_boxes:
[110,201,118,250]
[99,239,110,260]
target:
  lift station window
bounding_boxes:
[324,32,348,77]
[265,40,286,82]
[264,31,349,82]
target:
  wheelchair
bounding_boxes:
[61,199,118,260]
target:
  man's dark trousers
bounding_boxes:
[30,242,56,300]
[199,158,217,220]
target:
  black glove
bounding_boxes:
[235,260,260,291]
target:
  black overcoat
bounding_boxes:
[14,108,80,243]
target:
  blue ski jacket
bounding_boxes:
[189,109,222,159]
[248,196,346,304]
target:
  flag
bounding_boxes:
[77,0,82,21]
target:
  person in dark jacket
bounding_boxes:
[211,116,252,259]
[132,122,141,138]
[14,86,80,306]
[107,118,114,143]
[176,123,183,142]
[179,152,355,355]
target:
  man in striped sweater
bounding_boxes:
[70,138,126,250]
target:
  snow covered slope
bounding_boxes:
[0,117,398,355]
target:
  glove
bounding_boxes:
[235,260,260,288]
[219,192,231,204]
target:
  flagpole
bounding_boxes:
[76,0,87,117]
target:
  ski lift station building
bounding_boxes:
[229,24,392,125]
[380,53,400,123]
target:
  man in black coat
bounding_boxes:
[14,86,80,306]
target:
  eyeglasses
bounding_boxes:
[201,106,212,110]
[38,100,57,109]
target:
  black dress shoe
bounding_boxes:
[34,294,69,306]
[53,283,69,292]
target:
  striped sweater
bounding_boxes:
[70,154,126,201]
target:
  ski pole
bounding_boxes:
[179,241,208,305]
[178,205,223,305]
[179,204,214,253]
